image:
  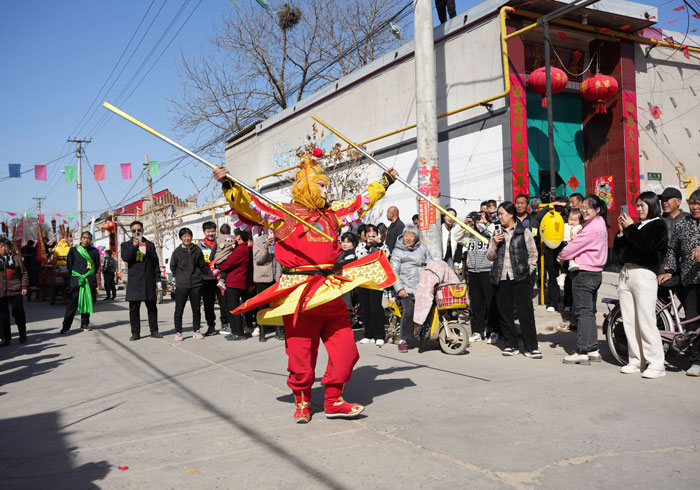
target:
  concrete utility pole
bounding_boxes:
[414,0,442,259]
[144,155,162,262]
[32,196,45,215]
[67,138,91,235]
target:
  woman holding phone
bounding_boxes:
[614,192,668,378]
[486,202,540,358]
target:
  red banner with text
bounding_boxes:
[509,73,529,200]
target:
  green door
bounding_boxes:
[526,91,585,199]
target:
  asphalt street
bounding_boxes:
[1,278,699,490]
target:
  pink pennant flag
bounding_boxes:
[94,164,106,181]
[56,213,65,217]
[558,31,567,41]
[35,165,47,181]
[650,106,662,120]
[673,5,685,11]
[7,212,17,216]
[620,25,631,30]
[681,45,690,59]
[694,13,700,19]
[121,163,132,180]
[691,29,698,33]
[664,19,678,24]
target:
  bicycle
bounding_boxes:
[603,283,700,366]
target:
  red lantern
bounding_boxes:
[580,74,618,114]
[528,67,569,108]
[102,221,116,232]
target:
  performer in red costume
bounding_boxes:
[213,149,398,423]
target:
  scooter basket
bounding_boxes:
[435,284,467,308]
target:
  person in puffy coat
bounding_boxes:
[0,237,28,346]
[390,224,433,352]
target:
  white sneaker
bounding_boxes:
[556,275,566,289]
[469,332,483,343]
[687,364,700,377]
[252,327,259,337]
[563,353,590,365]
[620,364,641,374]
[359,338,373,344]
[546,306,556,313]
[642,368,666,379]
[587,350,602,362]
[487,333,499,344]
[375,339,385,347]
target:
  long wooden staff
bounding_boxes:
[102,102,333,242]
[312,116,488,244]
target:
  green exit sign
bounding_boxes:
[647,172,662,180]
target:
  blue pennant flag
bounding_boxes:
[8,163,21,178]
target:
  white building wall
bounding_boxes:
[635,31,700,201]
[225,11,508,225]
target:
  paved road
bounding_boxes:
[1,285,698,490]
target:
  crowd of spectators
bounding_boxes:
[2,187,699,380]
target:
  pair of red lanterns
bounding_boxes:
[528,67,618,114]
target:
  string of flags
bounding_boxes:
[5,161,159,182]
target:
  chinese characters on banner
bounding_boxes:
[419,199,436,231]
[594,175,615,209]
[623,92,640,217]
[509,74,529,200]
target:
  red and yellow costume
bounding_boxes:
[221,150,396,422]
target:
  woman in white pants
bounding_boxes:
[614,192,668,379]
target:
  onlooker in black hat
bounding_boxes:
[659,187,688,242]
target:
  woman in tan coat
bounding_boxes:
[253,229,282,341]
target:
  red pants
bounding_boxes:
[283,298,359,391]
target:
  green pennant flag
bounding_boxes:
[64,165,77,182]
[148,160,160,178]
[67,212,74,221]
[26,212,34,219]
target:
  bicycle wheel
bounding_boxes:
[605,300,674,366]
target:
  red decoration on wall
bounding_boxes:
[509,74,529,199]
[580,74,619,114]
[623,92,640,218]
[594,175,615,209]
[567,175,580,191]
[527,67,568,108]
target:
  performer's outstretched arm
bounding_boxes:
[214,166,284,230]
[331,169,398,227]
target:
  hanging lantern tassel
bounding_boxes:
[527,67,569,108]
[580,74,619,114]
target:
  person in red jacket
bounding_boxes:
[218,228,251,341]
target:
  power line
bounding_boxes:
[69,0,158,138]
[86,0,201,138]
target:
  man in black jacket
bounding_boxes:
[102,250,117,300]
[121,221,162,340]
[60,231,100,333]
[170,228,209,340]
[385,206,405,253]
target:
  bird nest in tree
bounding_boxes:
[277,3,302,30]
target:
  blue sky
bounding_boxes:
[0,0,693,222]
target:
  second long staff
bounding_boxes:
[312,115,488,245]
[103,102,334,242]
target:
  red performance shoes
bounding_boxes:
[293,389,311,424]
[323,384,364,419]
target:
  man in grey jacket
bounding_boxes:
[252,229,283,341]
[390,224,432,352]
